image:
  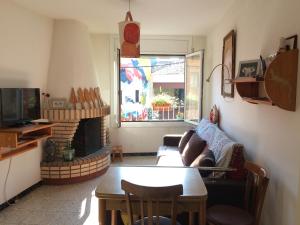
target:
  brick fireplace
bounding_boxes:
[41,20,112,184]
[43,107,109,156]
[41,107,111,184]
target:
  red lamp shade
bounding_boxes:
[119,11,140,58]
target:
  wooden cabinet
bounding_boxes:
[232,49,298,111]
[0,123,55,160]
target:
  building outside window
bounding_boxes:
[120,55,185,122]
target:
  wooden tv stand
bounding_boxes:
[0,123,56,161]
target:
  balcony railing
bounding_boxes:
[121,105,184,122]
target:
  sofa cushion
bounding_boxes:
[191,147,215,177]
[181,133,206,166]
[178,129,195,153]
[156,146,184,166]
[156,154,184,167]
[157,145,179,157]
[190,147,215,167]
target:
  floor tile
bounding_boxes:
[0,156,157,225]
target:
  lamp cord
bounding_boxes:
[3,157,12,205]
[206,63,231,82]
[129,0,131,12]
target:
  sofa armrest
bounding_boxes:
[163,134,182,146]
[197,166,236,178]
[197,166,236,172]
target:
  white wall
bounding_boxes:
[91,34,206,152]
[0,0,53,89]
[0,0,53,204]
[91,34,111,104]
[206,0,300,224]
[47,20,99,98]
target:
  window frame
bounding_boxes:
[118,53,186,124]
[184,50,205,125]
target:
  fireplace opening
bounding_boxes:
[72,118,103,157]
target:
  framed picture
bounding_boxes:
[238,60,262,78]
[222,30,236,98]
[49,98,67,109]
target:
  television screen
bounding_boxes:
[22,89,41,120]
[0,88,41,127]
[1,89,21,125]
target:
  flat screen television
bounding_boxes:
[0,88,41,127]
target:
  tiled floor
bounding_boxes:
[0,156,156,225]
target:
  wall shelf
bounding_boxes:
[0,142,38,161]
[0,123,55,160]
[232,77,264,83]
[233,49,298,111]
[242,97,273,105]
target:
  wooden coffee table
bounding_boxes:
[95,166,207,225]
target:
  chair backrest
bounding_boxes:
[121,179,183,225]
[244,161,269,225]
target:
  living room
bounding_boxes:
[0,0,300,225]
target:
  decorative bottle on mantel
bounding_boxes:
[42,92,50,110]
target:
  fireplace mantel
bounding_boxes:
[43,106,110,121]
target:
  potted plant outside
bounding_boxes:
[151,94,174,110]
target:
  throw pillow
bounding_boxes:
[178,129,195,153]
[190,147,215,167]
[181,133,206,166]
[190,147,216,177]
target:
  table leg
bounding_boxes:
[189,211,194,225]
[111,210,117,225]
[199,200,206,225]
[99,199,106,225]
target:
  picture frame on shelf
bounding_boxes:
[238,59,262,78]
[279,35,298,52]
[49,98,67,109]
[285,35,298,50]
[222,30,236,98]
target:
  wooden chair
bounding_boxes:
[121,179,183,225]
[207,161,269,225]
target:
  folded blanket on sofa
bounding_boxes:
[196,119,246,179]
[196,119,234,168]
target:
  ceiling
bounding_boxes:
[12,0,236,35]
